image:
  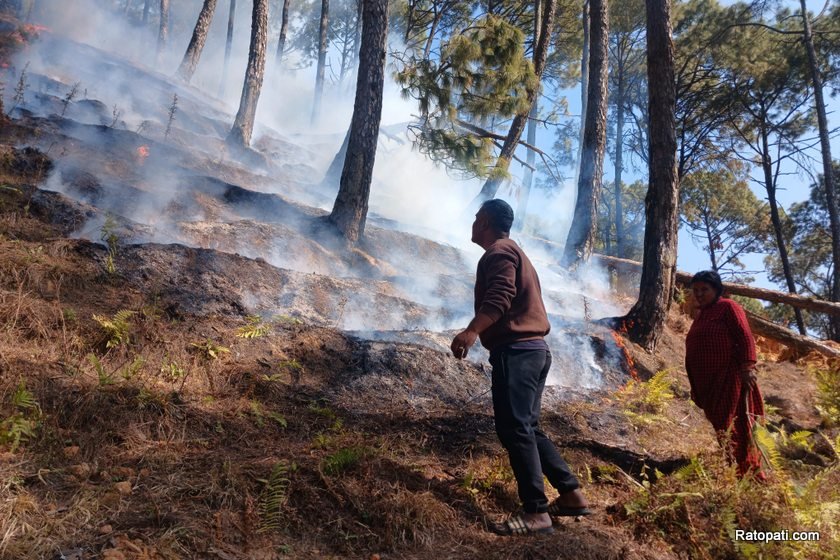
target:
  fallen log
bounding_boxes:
[745,310,840,359]
[591,253,840,317]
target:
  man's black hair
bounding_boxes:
[480,199,515,234]
[690,269,724,297]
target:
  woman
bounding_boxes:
[685,270,766,479]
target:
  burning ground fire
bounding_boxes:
[612,320,640,381]
[135,145,149,164]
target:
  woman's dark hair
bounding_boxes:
[690,270,724,297]
[480,199,515,234]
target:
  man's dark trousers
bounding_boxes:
[490,348,580,513]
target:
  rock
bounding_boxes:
[99,524,113,534]
[69,463,92,480]
[62,445,80,459]
[114,481,132,495]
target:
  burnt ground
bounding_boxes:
[0,28,837,560]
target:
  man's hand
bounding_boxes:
[451,329,478,360]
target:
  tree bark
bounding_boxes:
[328,0,389,243]
[622,0,678,351]
[276,0,291,69]
[226,0,268,148]
[470,0,557,206]
[156,0,170,63]
[561,0,608,267]
[574,0,590,190]
[177,0,219,83]
[312,0,330,124]
[423,10,442,59]
[760,125,807,335]
[800,0,840,341]
[143,0,151,25]
[219,0,236,97]
[514,0,543,232]
[614,55,625,258]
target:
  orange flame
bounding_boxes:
[136,145,150,164]
[612,320,639,381]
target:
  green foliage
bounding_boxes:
[395,14,538,178]
[236,315,271,339]
[730,295,767,318]
[258,461,292,533]
[160,358,186,383]
[614,370,674,425]
[322,446,367,476]
[246,401,287,429]
[0,381,41,452]
[87,353,144,385]
[680,164,772,279]
[190,339,230,361]
[813,364,840,426]
[99,214,120,275]
[461,455,515,497]
[93,310,135,349]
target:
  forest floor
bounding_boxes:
[0,19,838,560]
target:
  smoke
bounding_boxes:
[10,0,628,390]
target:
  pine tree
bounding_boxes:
[219,0,236,96]
[328,0,389,243]
[157,0,170,63]
[227,0,269,148]
[622,0,678,351]
[177,0,219,83]
[312,0,330,123]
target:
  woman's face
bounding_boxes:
[692,281,718,308]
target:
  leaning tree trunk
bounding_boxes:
[219,0,236,97]
[800,0,840,340]
[515,0,543,232]
[574,0,590,190]
[157,0,170,62]
[312,0,330,124]
[470,0,557,206]
[226,0,268,148]
[561,0,608,268]
[276,0,291,69]
[328,0,389,243]
[760,127,807,335]
[322,127,351,186]
[176,0,219,83]
[622,0,678,351]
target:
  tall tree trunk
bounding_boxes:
[226,0,268,148]
[219,0,236,97]
[312,0,330,124]
[614,58,625,257]
[176,0,219,83]
[157,0,170,63]
[354,0,363,56]
[574,0,590,189]
[143,0,151,25]
[623,0,678,351]
[470,0,557,206]
[276,0,291,69]
[423,10,442,59]
[760,127,807,335]
[561,0,608,267]
[515,0,543,232]
[800,0,840,340]
[329,0,389,243]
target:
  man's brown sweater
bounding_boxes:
[474,238,551,351]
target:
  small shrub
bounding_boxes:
[322,446,367,476]
[236,315,270,339]
[93,309,135,349]
[258,461,293,532]
[0,381,41,452]
[190,338,230,361]
[813,364,840,426]
[614,369,674,425]
[99,215,120,275]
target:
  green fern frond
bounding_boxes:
[93,310,135,348]
[11,381,39,413]
[258,461,290,533]
[237,315,271,339]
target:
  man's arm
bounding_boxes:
[451,251,517,359]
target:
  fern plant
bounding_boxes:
[614,370,674,425]
[93,310,135,348]
[0,382,41,451]
[190,339,230,361]
[237,315,271,339]
[258,461,292,533]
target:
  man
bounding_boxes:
[451,199,591,536]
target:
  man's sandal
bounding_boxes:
[547,500,592,518]
[489,514,555,536]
